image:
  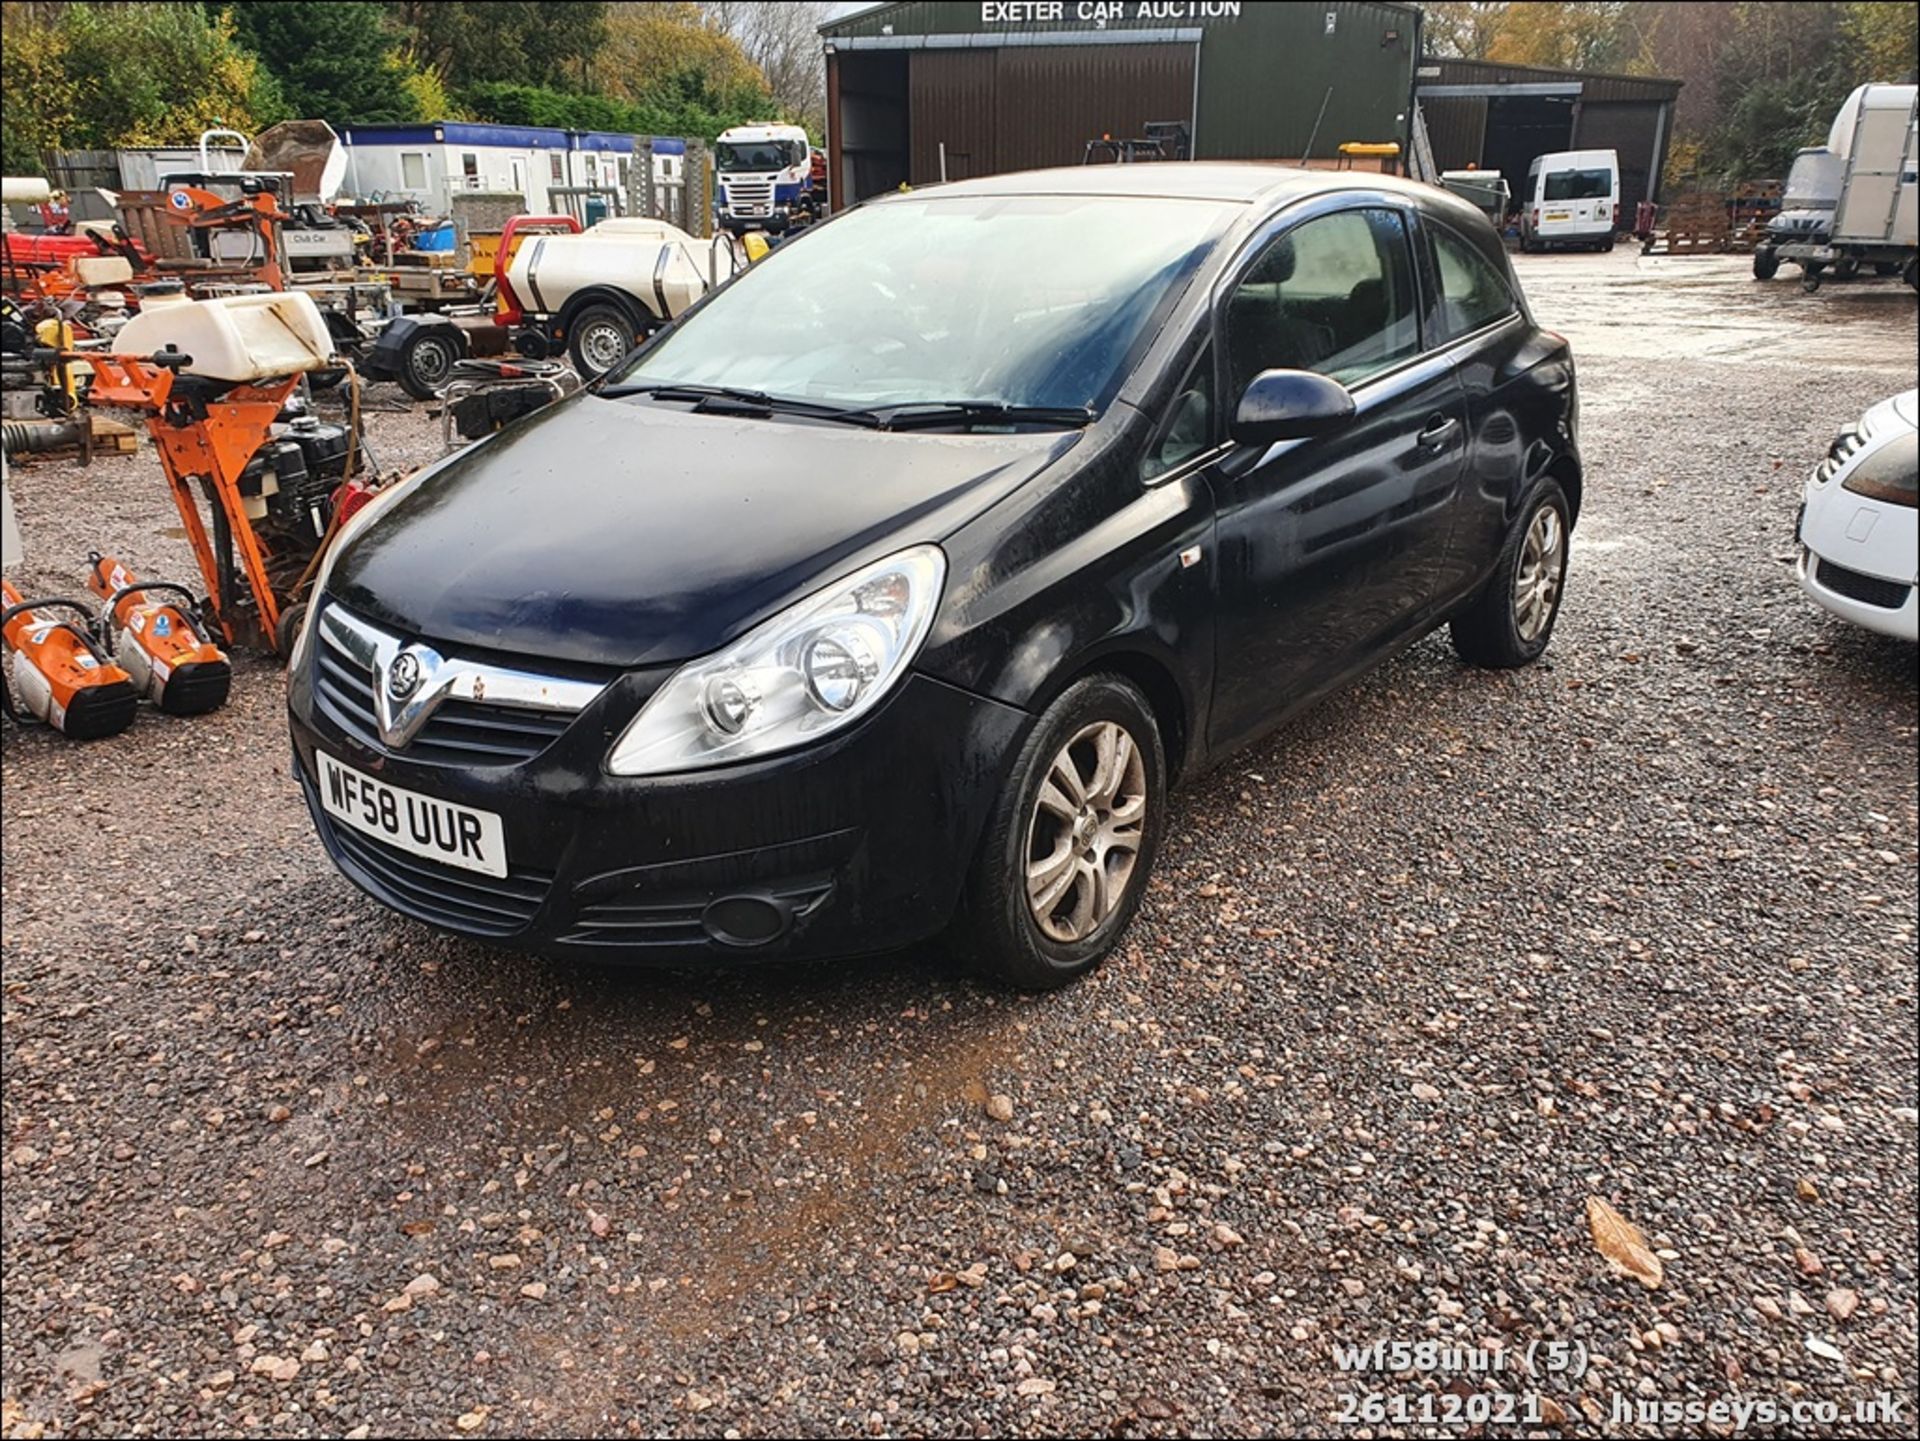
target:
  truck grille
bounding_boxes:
[725,178,774,211]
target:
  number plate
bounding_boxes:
[315,751,508,878]
[1544,211,1572,222]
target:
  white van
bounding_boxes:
[1520,149,1620,252]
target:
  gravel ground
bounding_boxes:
[2,252,1916,1439]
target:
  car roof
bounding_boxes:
[887,162,1448,209]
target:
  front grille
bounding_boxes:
[318,810,554,937]
[1815,557,1912,610]
[725,178,774,208]
[313,608,588,767]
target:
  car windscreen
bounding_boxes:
[1543,168,1612,202]
[718,141,799,172]
[614,193,1230,414]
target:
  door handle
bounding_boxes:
[1417,415,1461,450]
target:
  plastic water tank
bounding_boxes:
[113,291,336,383]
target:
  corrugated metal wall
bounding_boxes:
[909,50,995,182]
[1421,97,1489,171]
[1419,57,1679,107]
[997,44,1196,175]
[906,44,1197,184]
[1573,101,1666,215]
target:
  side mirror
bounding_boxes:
[1230,368,1355,448]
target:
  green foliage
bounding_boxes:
[456,75,777,140]
[1696,2,1855,183]
[1,2,286,173]
[229,2,423,124]
[1842,0,1920,84]
[388,2,609,90]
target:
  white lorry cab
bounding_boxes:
[1519,149,1620,253]
[714,123,820,236]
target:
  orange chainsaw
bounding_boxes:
[84,552,231,714]
[0,578,139,739]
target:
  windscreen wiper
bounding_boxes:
[851,401,1098,432]
[598,382,883,427]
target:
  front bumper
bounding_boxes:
[1797,546,1919,640]
[288,642,1030,963]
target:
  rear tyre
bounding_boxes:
[1602,234,1616,252]
[1907,258,1919,292]
[396,326,461,401]
[1753,247,1779,280]
[567,303,638,380]
[1873,261,1901,277]
[955,674,1165,992]
[1449,478,1572,670]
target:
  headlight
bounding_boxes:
[1841,430,1918,507]
[606,544,945,776]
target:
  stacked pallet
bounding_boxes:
[1641,191,1733,255]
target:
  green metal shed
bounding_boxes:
[819,1,1425,206]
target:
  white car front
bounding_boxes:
[1797,388,1919,639]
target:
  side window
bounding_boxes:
[1430,224,1518,342]
[399,152,428,190]
[1142,343,1215,481]
[1223,208,1419,397]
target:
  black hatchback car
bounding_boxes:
[288,165,1580,990]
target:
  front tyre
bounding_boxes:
[1753,247,1779,280]
[1449,478,1572,669]
[956,675,1165,991]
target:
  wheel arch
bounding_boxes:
[1548,452,1583,527]
[1031,644,1196,785]
[555,285,654,337]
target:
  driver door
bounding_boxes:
[1204,202,1469,754]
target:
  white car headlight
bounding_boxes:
[606,544,946,776]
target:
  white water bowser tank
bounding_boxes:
[113,291,336,383]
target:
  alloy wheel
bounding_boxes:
[1025,721,1148,943]
[1513,503,1567,644]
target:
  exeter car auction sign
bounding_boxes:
[979,1,1248,23]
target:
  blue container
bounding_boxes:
[414,223,456,253]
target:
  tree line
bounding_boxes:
[1424,1,1920,185]
[1,1,831,177]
